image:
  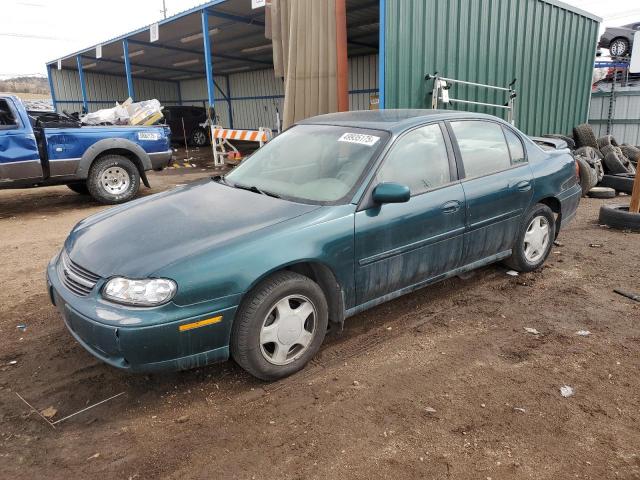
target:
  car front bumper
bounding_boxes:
[47,254,238,372]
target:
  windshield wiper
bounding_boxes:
[212,175,228,185]
[233,183,280,199]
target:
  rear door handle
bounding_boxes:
[441,200,462,214]
[511,180,532,191]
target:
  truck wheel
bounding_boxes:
[504,204,556,273]
[231,271,328,381]
[87,155,140,205]
[67,182,89,195]
[190,128,209,147]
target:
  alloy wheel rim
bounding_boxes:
[259,295,317,366]
[100,166,130,195]
[610,40,625,56]
[523,215,550,263]
[194,131,206,144]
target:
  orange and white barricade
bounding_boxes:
[210,126,272,166]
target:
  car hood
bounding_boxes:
[65,179,320,278]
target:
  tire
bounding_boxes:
[603,151,630,174]
[87,155,141,205]
[600,174,636,194]
[575,146,603,160]
[573,124,598,149]
[67,181,89,195]
[599,204,640,231]
[575,147,604,182]
[609,38,630,57]
[189,127,209,147]
[575,156,597,196]
[504,203,556,273]
[620,145,640,164]
[587,186,616,199]
[543,134,576,150]
[231,271,329,381]
[597,135,618,150]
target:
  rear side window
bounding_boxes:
[451,121,511,178]
[503,127,526,164]
[377,123,451,195]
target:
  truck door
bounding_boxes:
[0,98,42,182]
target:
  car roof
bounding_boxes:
[298,109,507,133]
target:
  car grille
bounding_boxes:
[58,251,101,297]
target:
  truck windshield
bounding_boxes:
[225,124,388,204]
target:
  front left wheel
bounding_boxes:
[505,204,556,273]
[231,271,329,381]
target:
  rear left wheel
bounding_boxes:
[87,155,140,205]
[504,204,556,273]
[231,271,329,381]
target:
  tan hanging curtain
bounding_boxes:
[269,0,348,129]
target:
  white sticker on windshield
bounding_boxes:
[338,132,380,147]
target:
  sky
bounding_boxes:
[0,0,639,77]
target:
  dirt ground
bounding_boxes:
[1,163,639,480]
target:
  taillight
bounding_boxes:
[575,159,580,178]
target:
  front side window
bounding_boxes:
[451,121,511,178]
[503,127,526,164]
[225,124,389,203]
[377,123,451,195]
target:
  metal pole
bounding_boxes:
[201,10,216,112]
[378,0,386,109]
[76,56,88,114]
[46,64,58,112]
[336,0,349,112]
[225,75,233,129]
[122,39,135,101]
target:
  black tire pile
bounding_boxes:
[544,124,638,198]
[545,124,640,231]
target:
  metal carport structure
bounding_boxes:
[46,0,381,130]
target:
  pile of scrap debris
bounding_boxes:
[542,124,638,199]
[80,98,164,126]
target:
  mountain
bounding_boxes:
[0,75,50,95]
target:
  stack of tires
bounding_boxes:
[546,124,640,231]
[543,124,638,199]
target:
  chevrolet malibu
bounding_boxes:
[47,110,581,380]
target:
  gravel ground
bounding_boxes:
[0,169,639,480]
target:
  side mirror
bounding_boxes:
[372,182,410,204]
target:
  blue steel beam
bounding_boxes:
[205,9,265,26]
[201,10,215,109]
[122,39,135,100]
[378,0,385,109]
[76,55,88,113]
[127,39,272,66]
[46,64,58,111]
[81,55,202,76]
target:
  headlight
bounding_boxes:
[102,277,177,306]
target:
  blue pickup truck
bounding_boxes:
[0,95,172,204]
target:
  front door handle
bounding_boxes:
[510,180,532,192]
[441,200,462,214]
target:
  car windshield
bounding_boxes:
[224,124,388,203]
